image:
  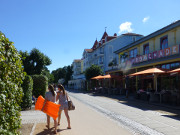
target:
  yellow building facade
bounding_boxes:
[114,21,180,93]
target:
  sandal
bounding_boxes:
[67,127,71,129]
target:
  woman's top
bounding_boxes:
[58,91,68,110]
[45,91,57,103]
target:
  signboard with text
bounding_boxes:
[128,44,180,65]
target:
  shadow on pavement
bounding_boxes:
[67,89,180,121]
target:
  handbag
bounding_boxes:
[67,94,75,111]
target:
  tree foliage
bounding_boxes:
[0,32,25,134]
[19,48,51,75]
[41,67,54,83]
[31,75,48,98]
[51,65,73,85]
[21,75,33,110]
[64,65,73,85]
[85,64,103,80]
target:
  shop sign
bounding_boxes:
[143,54,148,61]
[148,53,153,60]
[128,44,180,65]
[153,51,158,59]
[164,48,171,56]
[158,50,164,58]
[172,45,179,55]
[139,56,143,62]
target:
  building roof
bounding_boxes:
[106,36,117,41]
[84,49,93,53]
[101,31,108,40]
[73,59,82,62]
[92,39,98,50]
[114,20,180,54]
[91,32,118,51]
[122,33,143,36]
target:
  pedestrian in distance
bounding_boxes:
[57,84,71,129]
[42,85,57,134]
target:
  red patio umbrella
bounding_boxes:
[168,68,180,73]
[91,75,104,80]
[129,68,165,76]
[129,68,165,91]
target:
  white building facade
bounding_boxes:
[103,33,143,73]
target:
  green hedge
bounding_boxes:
[21,75,33,110]
[0,32,25,134]
[32,75,48,98]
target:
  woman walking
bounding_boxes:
[42,85,57,134]
[57,84,71,129]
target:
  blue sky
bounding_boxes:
[0,0,180,72]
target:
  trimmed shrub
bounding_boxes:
[0,32,25,134]
[32,75,48,98]
[21,75,33,109]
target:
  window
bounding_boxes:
[132,36,136,42]
[130,48,137,58]
[143,44,149,55]
[161,62,180,69]
[160,36,168,50]
[120,52,128,63]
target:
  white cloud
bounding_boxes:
[118,22,133,34]
[142,16,150,23]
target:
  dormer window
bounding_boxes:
[132,36,136,42]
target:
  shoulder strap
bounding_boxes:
[66,92,72,101]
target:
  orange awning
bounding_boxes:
[91,75,104,79]
[129,68,165,76]
[168,68,180,73]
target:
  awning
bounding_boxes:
[129,68,165,76]
[91,75,104,79]
[168,68,180,73]
[102,74,120,79]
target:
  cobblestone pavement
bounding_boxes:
[21,90,180,135]
[68,91,180,135]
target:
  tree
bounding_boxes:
[51,65,73,85]
[41,67,54,83]
[19,48,52,75]
[52,67,66,83]
[0,32,25,134]
[64,65,73,85]
[85,64,103,80]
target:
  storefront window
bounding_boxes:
[160,36,168,50]
[175,62,180,68]
[162,65,166,69]
[161,62,180,69]
[166,64,170,69]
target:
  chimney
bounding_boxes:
[114,33,117,37]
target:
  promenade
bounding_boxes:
[20,90,180,135]
[20,95,131,135]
